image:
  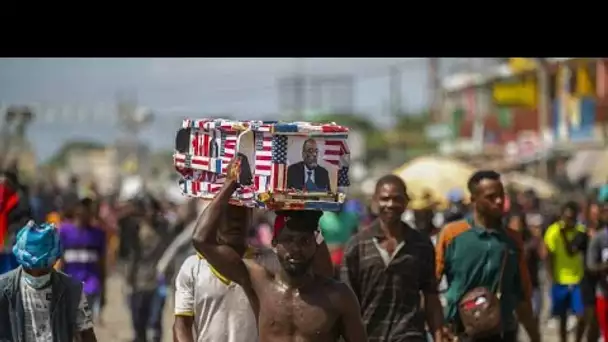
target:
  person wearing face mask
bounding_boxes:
[0,221,97,341]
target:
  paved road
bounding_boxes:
[94,275,174,342]
[94,274,565,342]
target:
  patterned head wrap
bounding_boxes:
[13,221,62,269]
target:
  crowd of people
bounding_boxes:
[1,156,608,342]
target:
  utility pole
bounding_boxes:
[536,58,550,179]
[1,106,33,169]
[389,65,402,117]
[116,91,154,178]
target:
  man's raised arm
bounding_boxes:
[192,158,252,288]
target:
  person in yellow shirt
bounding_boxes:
[544,201,588,342]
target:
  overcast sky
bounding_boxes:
[0,58,438,160]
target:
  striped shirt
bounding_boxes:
[340,221,437,342]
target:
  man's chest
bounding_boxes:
[450,233,515,279]
[258,283,338,336]
[359,238,424,278]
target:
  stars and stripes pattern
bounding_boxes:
[338,166,350,187]
[254,132,272,192]
[255,132,273,175]
[271,135,288,190]
[175,119,351,208]
[323,139,350,167]
[179,171,255,201]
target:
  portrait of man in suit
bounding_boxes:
[286,138,331,192]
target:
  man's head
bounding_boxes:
[13,221,62,288]
[373,175,408,225]
[468,170,505,220]
[588,202,600,223]
[74,197,95,226]
[273,211,320,277]
[217,204,252,257]
[301,139,319,169]
[560,201,580,230]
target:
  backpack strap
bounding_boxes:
[495,249,508,299]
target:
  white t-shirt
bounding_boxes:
[174,255,259,342]
[20,277,94,342]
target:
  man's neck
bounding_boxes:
[473,212,502,231]
[277,268,315,289]
[379,220,404,241]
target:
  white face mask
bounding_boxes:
[22,271,51,289]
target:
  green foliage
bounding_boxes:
[45,140,106,167]
[309,113,388,162]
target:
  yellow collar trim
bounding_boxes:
[197,247,254,285]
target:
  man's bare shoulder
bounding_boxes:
[316,276,353,298]
[322,277,359,312]
[244,256,277,285]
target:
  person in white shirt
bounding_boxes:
[173,203,332,342]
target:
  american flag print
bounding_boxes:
[271,135,288,190]
[323,139,349,167]
[175,119,351,208]
[254,132,272,192]
[255,132,273,175]
[219,131,238,173]
[338,166,350,187]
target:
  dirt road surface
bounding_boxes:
[94,275,174,342]
[94,274,564,342]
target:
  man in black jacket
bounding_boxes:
[0,221,97,341]
[286,138,330,192]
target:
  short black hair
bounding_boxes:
[281,210,322,233]
[375,174,406,194]
[467,170,501,195]
[79,197,94,209]
[302,138,317,152]
[561,201,580,214]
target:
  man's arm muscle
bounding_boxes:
[337,283,367,342]
[192,179,252,289]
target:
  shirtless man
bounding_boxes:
[192,156,367,342]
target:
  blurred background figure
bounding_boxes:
[120,193,171,342]
[59,197,107,324]
[1,57,608,341]
[0,168,31,274]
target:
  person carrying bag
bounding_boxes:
[458,250,508,339]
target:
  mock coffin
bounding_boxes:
[174,119,350,211]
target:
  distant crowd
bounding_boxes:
[2,160,608,342]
